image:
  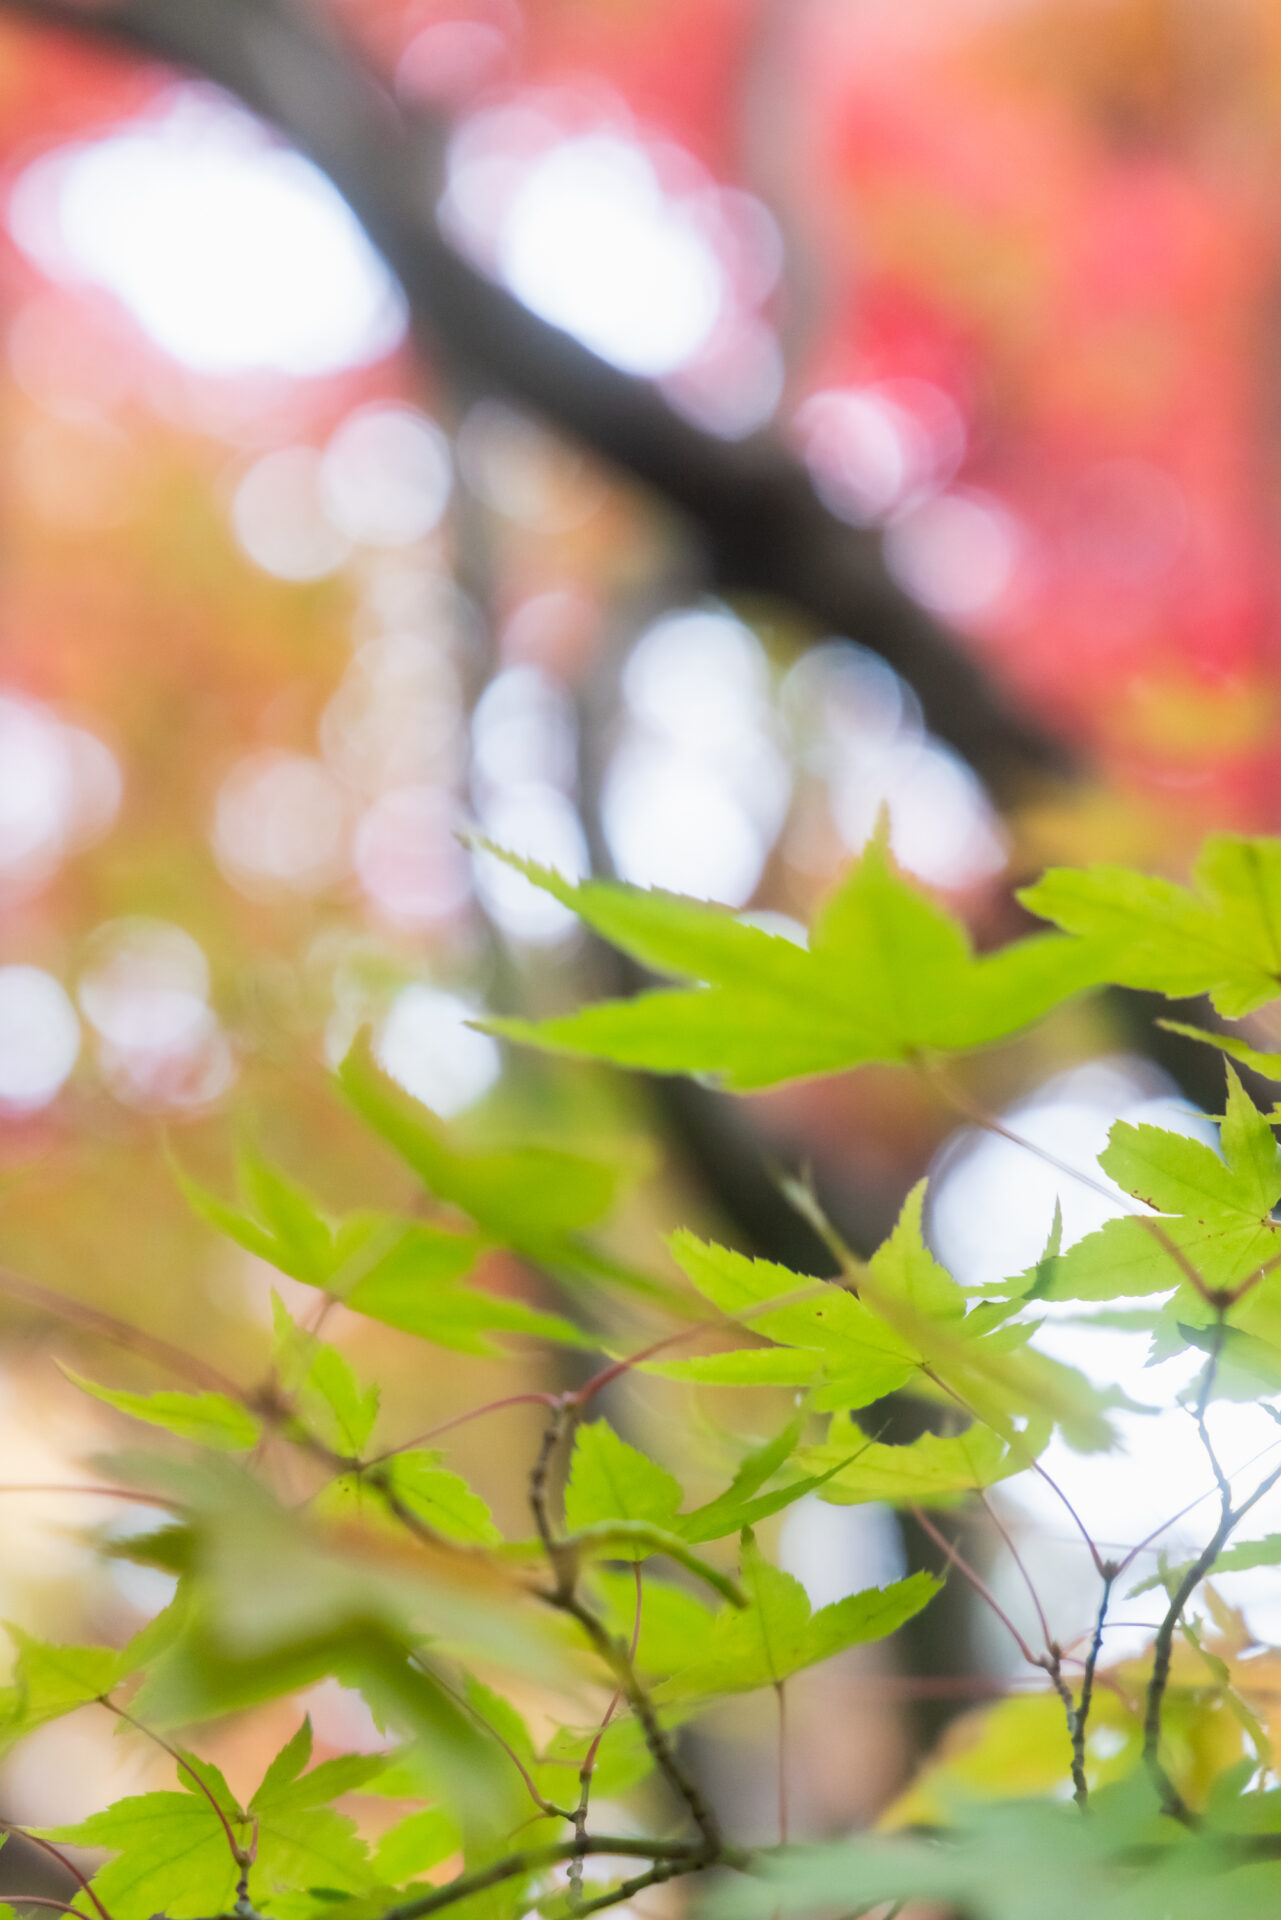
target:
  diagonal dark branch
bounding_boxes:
[0,0,1063,799]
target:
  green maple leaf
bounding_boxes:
[45,1760,243,1920]
[676,1422,837,1544]
[649,1231,918,1405]
[661,1531,939,1698]
[800,1412,1041,1507]
[0,1628,124,1750]
[372,1451,502,1546]
[60,1370,261,1451]
[1039,1068,1281,1304]
[1158,1020,1281,1084]
[589,1569,716,1679]
[1020,833,1281,1017]
[248,1720,383,1904]
[652,1190,1110,1449]
[270,1294,380,1456]
[476,834,1106,1091]
[562,1420,683,1535]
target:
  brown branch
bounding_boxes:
[377,1836,736,1920]
[911,1504,1044,1670]
[1143,1455,1281,1822]
[526,1402,721,1854]
[569,1563,643,1906]
[102,1701,248,1872]
[1068,1571,1114,1810]
[566,1855,719,1918]
[773,1679,789,1846]
[0,1822,114,1920]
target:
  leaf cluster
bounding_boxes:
[12,831,1281,1920]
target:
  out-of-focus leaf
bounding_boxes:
[883,1689,1140,1827]
[373,1807,459,1882]
[338,1038,641,1278]
[180,1152,566,1355]
[708,1781,1281,1920]
[1130,1534,1281,1597]
[113,1457,573,1829]
[343,1238,590,1354]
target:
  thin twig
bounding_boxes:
[569,1564,644,1905]
[428,1667,572,1823]
[976,1485,1054,1654]
[910,1506,1044,1669]
[567,1856,720,1919]
[9,1899,105,1918]
[774,1680,789,1846]
[1068,1571,1114,1810]
[0,1482,173,1506]
[367,1393,560,1466]
[0,1820,115,1920]
[1143,1455,1281,1822]
[923,1070,1139,1215]
[1191,1314,1232,1513]
[101,1701,248,1872]
[1113,1429,1281,1579]
[1029,1461,1108,1578]
[527,1402,721,1853]
[378,1837,729,1920]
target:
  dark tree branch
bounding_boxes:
[0,0,1065,799]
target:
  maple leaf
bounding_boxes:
[477,835,1107,1091]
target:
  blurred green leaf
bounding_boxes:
[339,1037,638,1253]
[709,1782,1281,1920]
